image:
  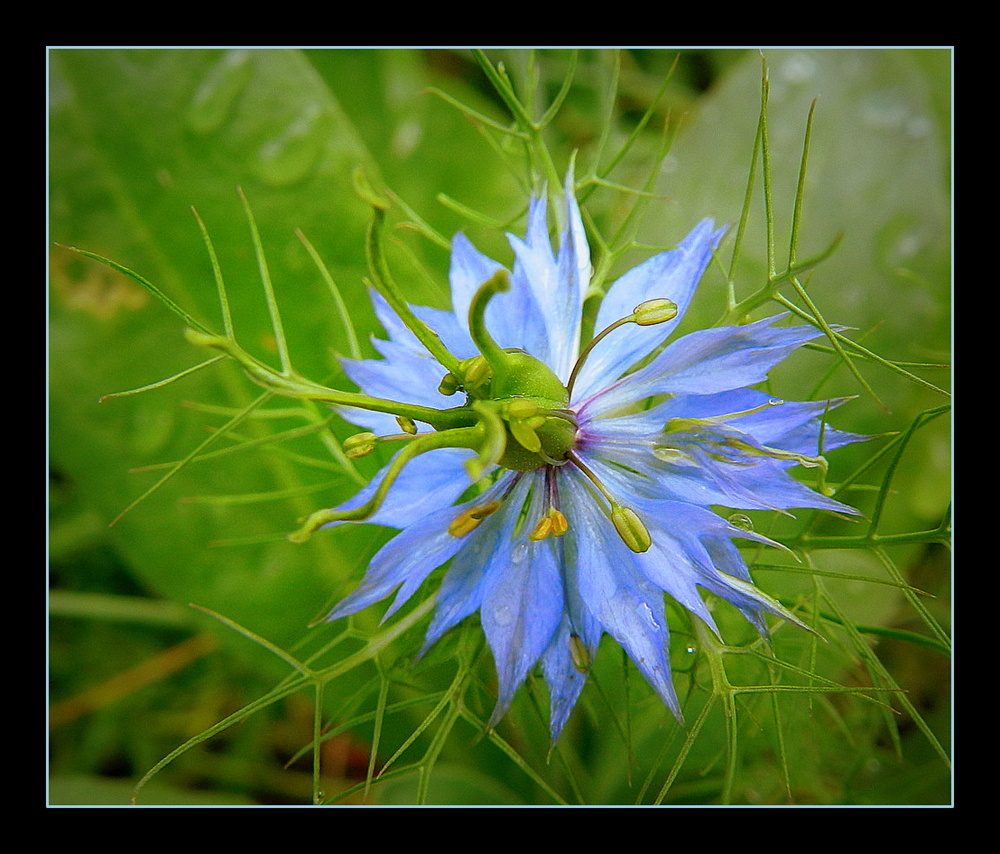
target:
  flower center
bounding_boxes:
[439,270,579,472]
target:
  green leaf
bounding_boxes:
[49,48,387,662]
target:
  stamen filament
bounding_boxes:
[566,298,678,399]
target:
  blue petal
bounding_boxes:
[449,230,553,367]
[323,471,513,623]
[482,535,564,728]
[578,315,826,418]
[420,474,525,654]
[506,194,566,370]
[562,469,682,720]
[323,501,469,622]
[549,168,591,380]
[571,219,726,402]
[324,446,478,531]
[410,303,479,361]
[448,233,507,339]
[653,389,867,454]
[540,615,592,741]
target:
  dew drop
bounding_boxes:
[254,103,324,187]
[186,50,253,135]
[639,603,660,629]
[511,542,530,565]
[492,603,514,627]
[728,513,755,532]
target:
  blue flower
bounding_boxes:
[322,174,865,740]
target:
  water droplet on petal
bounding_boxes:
[639,602,660,629]
[728,513,755,532]
[492,603,513,627]
[511,542,530,565]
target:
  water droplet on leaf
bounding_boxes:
[254,103,324,187]
[186,50,253,135]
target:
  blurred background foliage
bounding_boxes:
[48,48,950,806]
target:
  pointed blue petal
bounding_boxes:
[540,616,592,740]
[323,501,469,622]
[579,316,826,418]
[482,536,564,728]
[448,233,507,338]
[323,471,515,623]
[419,474,525,654]
[324,447,478,531]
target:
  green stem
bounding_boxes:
[288,424,485,542]
[358,174,463,378]
[185,329,473,432]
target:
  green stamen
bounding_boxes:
[343,431,379,459]
[611,506,652,554]
[569,634,591,674]
[568,451,652,553]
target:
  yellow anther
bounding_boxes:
[549,509,568,537]
[343,431,378,459]
[528,516,553,541]
[569,633,591,674]
[448,500,503,538]
[528,508,569,541]
[396,416,418,435]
